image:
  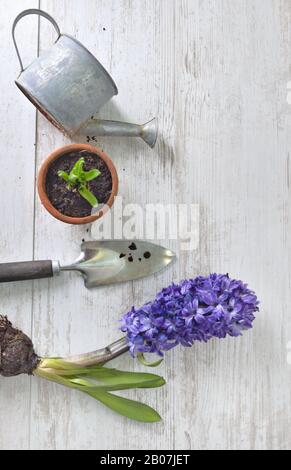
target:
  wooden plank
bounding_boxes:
[30,0,163,450]
[0,0,39,450]
[172,0,291,450]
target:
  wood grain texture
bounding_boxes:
[0,0,39,450]
[0,0,291,450]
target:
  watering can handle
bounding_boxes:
[12,9,61,72]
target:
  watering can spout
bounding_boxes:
[80,117,158,149]
[141,118,159,149]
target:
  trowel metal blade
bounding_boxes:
[71,240,176,287]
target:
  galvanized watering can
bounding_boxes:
[12,9,158,148]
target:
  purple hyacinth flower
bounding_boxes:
[120,274,259,357]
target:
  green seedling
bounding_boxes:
[58,157,101,207]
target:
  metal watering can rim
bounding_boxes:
[12,8,118,96]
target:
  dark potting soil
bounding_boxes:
[46,150,113,218]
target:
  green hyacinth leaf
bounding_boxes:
[78,186,98,207]
[91,379,164,392]
[70,376,165,392]
[71,157,85,178]
[84,169,101,181]
[39,361,165,386]
[84,368,165,385]
[35,362,164,422]
[86,389,162,423]
[57,170,70,182]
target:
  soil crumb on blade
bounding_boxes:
[46,151,113,218]
[0,316,39,377]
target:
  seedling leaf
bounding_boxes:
[57,157,101,207]
[78,186,98,207]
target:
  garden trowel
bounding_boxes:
[0,241,175,288]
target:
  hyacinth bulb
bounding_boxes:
[121,274,259,356]
[0,316,39,377]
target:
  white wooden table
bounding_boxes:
[0,0,291,450]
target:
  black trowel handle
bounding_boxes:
[0,261,55,283]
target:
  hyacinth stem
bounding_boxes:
[63,337,130,367]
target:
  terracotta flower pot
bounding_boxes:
[37,144,118,225]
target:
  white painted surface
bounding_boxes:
[0,0,291,450]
